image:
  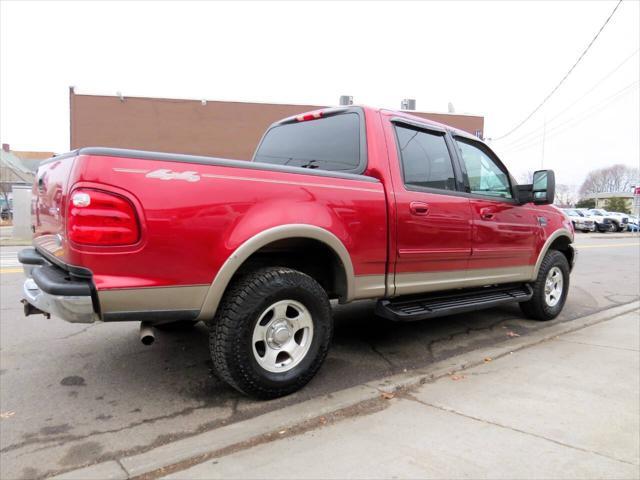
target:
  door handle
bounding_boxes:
[480,207,495,220]
[410,202,430,215]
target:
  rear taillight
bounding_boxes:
[67,188,140,246]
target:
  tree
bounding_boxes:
[604,197,630,214]
[579,164,639,197]
[554,184,577,207]
[575,198,596,209]
[517,170,534,184]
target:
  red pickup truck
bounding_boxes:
[20,106,576,398]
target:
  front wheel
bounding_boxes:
[520,250,570,321]
[209,267,333,399]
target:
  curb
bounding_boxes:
[51,301,640,480]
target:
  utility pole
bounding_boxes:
[540,114,547,170]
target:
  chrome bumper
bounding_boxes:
[23,277,98,323]
[20,249,98,324]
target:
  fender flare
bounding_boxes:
[531,228,573,280]
[196,224,355,320]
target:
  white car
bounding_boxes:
[576,208,615,232]
[606,211,631,231]
[562,208,596,232]
[589,209,628,232]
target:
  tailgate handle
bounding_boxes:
[410,202,430,216]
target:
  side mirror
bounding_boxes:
[532,170,555,205]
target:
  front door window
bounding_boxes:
[455,138,512,199]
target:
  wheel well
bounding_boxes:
[548,236,574,267]
[232,238,348,300]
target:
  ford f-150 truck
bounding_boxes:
[19,106,576,398]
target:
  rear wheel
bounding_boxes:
[209,267,333,399]
[520,250,570,321]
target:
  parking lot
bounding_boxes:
[0,234,639,479]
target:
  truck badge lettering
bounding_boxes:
[145,169,200,182]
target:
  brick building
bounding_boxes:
[70,90,484,160]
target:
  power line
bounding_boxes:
[499,48,639,149]
[501,80,638,153]
[499,79,638,154]
[492,0,624,141]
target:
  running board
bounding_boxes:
[376,284,533,322]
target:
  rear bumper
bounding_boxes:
[19,248,99,324]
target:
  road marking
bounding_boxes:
[576,243,640,249]
[0,268,23,274]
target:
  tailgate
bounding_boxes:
[32,153,77,262]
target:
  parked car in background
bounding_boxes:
[576,208,615,232]
[589,209,627,232]
[605,211,630,231]
[562,208,596,232]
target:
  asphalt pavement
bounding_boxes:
[1,235,639,479]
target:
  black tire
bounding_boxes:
[520,250,570,321]
[155,320,199,331]
[209,267,333,399]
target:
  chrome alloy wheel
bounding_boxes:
[252,300,314,373]
[544,266,564,307]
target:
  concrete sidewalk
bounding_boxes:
[166,310,640,480]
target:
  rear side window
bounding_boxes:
[254,113,362,173]
[395,125,457,191]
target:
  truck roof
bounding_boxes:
[281,105,481,142]
[378,107,479,140]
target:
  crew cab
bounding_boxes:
[20,106,576,398]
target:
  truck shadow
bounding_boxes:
[130,289,606,407]
[156,305,528,403]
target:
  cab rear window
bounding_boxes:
[254,113,362,173]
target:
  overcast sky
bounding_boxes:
[1,0,638,186]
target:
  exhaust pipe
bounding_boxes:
[139,321,156,346]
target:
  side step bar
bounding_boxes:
[376,284,533,322]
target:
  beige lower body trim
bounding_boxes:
[353,275,386,300]
[196,225,356,321]
[98,285,209,313]
[533,229,573,278]
[393,265,534,297]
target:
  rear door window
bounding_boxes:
[395,125,457,191]
[254,113,362,173]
